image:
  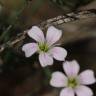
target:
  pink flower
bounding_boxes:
[22,26,67,67]
[50,60,96,96]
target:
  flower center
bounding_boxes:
[68,78,77,88]
[38,43,49,52]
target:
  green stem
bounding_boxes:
[43,67,52,85]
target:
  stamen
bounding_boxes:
[38,43,49,52]
[68,78,77,88]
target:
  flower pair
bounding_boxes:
[22,26,67,67]
[22,26,96,96]
[50,60,96,96]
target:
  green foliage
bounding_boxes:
[51,0,94,10]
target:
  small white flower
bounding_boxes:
[50,60,96,96]
[22,26,67,67]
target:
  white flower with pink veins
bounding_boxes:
[22,26,67,67]
[50,60,96,96]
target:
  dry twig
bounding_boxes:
[0,9,96,53]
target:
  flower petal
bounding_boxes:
[75,85,93,96]
[28,26,45,43]
[46,26,62,46]
[60,88,74,96]
[49,47,67,61]
[22,43,38,57]
[63,60,80,78]
[50,71,68,87]
[78,70,96,85]
[39,52,53,67]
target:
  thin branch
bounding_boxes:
[0,9,96,53]
[0,31,27,53]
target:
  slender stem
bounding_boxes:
[43,67,52,85]
[0,25,12,42]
